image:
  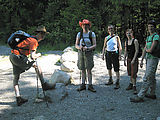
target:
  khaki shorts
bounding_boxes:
[77,50,94,70]
[9,53,35,75]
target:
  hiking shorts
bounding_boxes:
[9,53,35,75]
[77,50,94,70]
[105,51,119,72]
[127,58,139,79]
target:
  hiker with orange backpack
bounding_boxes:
[75,19,96,92]
[9,26,55,106]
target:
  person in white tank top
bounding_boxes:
[102,25,122,89]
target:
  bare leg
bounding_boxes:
[81,69,86,84]
[105,69,113,85]
[115,71,120,82]
[87,69,96,92]
[87,69,92,85]
[34,64,55,91]
[13,74,20,97]
[108,69,112,78]
[34,65,45,84]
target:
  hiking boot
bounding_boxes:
[133,86,137,94]
[16,97,28,106]
[130,96,144,103]
[88,85,96,92]
[42,82,55,91]
[145,94,157,99]
[126,83,133,90]
[77,84,86,91]
[105,78,113,85]
[114,82,120,89]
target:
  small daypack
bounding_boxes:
[8,30,32,49]
[126,39,142,58]
[79,30,95,51]
[148,34,160,58]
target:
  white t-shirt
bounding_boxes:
[77,31,96,47]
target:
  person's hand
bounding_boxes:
[119,55,122,61]
[124,59,126,66]
[146,48,151,53]
[82,46,88,51]
[102,55,104,60]
[131,60,135,65]
[79,45,83,50]
[140,60,143,68]
[32,62,37,68]
[37,53,41,58]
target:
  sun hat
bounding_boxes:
[35,26,49,34]
[79,19,91,27]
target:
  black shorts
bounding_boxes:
[105,51,119,72]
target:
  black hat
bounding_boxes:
[147,20,156,28]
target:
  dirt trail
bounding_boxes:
[0,46,160,120]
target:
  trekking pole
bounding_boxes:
[36,71,39,98]
[35,60,49,108]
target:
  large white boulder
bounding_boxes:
[60,50,77,63]
[50,69,71,85]
[63,46,74,52]
[60,47,78,72]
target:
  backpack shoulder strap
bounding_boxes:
[89,31,93,45]
[79,30,83,40]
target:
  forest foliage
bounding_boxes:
[0,0,160,50]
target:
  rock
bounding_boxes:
[60,50,77,63]
[60,61,76,72]
[60,50,77,72]
[47,83,68,102]
[50,69,71,85]
[32,115,45,120]
[37,83,68,103]
[63,46,74,52]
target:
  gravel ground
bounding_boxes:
[0,45,160,120]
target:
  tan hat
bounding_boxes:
[35,26,49,34]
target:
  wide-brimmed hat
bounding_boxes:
[79,19,91,27]
[35,26,49,34]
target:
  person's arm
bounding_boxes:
[102,37,107,60]
[124,41,127,66]
[140,44,146,68]
[30,50,41,60]
[117,36,122,58]
[146,40,158,53]
[131,39,139,64]
[75,34,82,50]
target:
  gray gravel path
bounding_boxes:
[0,46,160,120]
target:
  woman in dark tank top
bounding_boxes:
[124,29,140,94]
